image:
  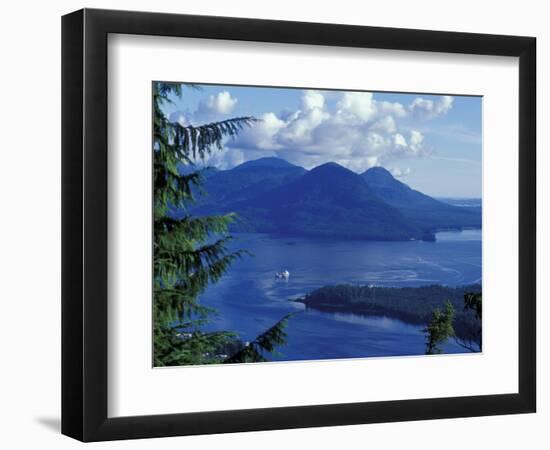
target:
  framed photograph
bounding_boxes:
[62,8,536,442]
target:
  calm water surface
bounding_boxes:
[200,230,482,361]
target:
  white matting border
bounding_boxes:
[107,34,518,417]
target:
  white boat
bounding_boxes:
[275,270,290,280]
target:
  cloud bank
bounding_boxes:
[169,90,238,126]
[170,90,454,173]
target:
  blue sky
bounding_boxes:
[160,83,482,198]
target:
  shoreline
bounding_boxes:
[293,283,482,340]
[231,226,481,244]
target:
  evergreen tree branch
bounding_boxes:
[223,313,297,364]
[152,81,292,367]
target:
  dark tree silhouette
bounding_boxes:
[424,300,455,355]
[153,82,292,366]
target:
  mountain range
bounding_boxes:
[180,157,481,241]
[362,167,481,231]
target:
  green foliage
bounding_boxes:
[424,300,455,355]
[224,313,296,363]
[154,326,237,366]
[454,292,482,352]
[464,292,482,320]
[153,81,293,366]
[422,292,482,355]
[153,81,256,219]
[153,81,256,366]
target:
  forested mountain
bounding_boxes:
[180,157,481,240]
[190,157,307,207]
[362,167,481,231]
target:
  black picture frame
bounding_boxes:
[62,8,536,442]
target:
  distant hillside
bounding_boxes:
[191,157,307,207]
[177,157,481,241]
[437,197,482,216]
[437,198,482,208]
[362,167,481,231]
[233,157,298,170]
[197,162,429,240]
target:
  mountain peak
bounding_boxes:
[362,167,400,189]
[310,162,353,175]
[233,157,298,170]
[306,162,367,185]
[362,166,481,230]
[363,166,394,179]
[229,159,422,240]
[315,161,344,169]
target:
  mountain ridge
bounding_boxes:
[362,166,481,231]
[232,156,302,170]
[181,157,481,240]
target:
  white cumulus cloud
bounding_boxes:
[233,112,285,151]
[171,90,239,126]
[409,130,425,154]
[172,89,453,172]
[223,90,436,172]
[169,110,189,126]
[371,115,397,134]
[302,90,325,110]
[204,91,238,115]
[409,95,453,119]
[390,167,412,178]
[393,133,407,148]
[378,101,408,118]
[337,92,377,122]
